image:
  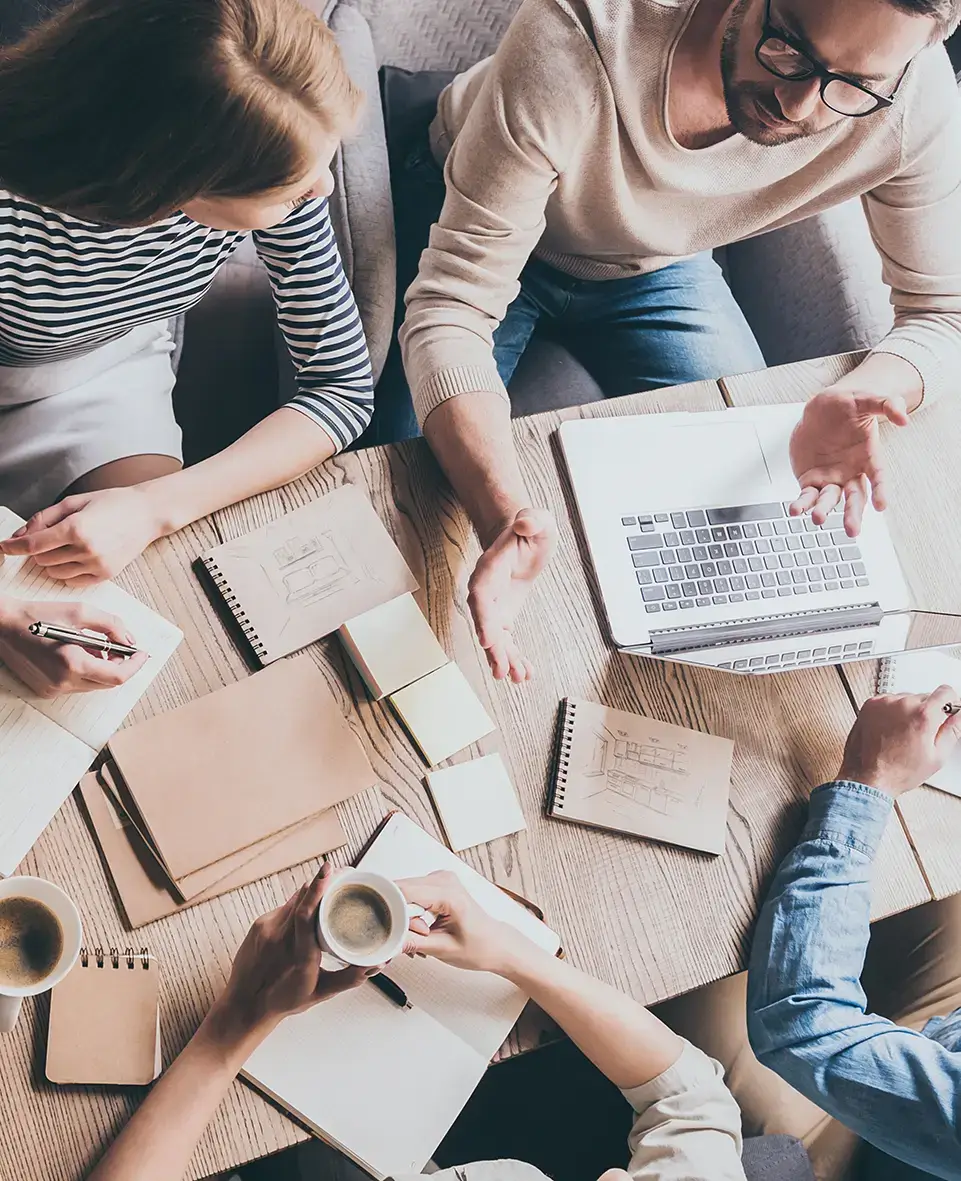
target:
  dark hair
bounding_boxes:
[0,0,362,225]
[886,0,961,37]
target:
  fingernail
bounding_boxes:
[12,526,25,538]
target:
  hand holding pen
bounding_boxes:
[0,596,147,697]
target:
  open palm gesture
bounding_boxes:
[789,390,908,536]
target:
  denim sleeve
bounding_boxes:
[746,781,961,1177]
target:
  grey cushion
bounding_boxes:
[743,1135,815,1181]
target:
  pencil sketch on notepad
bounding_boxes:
[582,724,702,820]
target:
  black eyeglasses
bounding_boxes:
[755,0,906,116]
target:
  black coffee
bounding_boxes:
[0,896,64,987]
[326,884,393,955]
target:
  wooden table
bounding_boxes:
[722,353,961,901]
[0,362,941,1181]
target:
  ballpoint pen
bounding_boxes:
[368,973,411,1009]
[28,621,140,658]
[944,703,961,716]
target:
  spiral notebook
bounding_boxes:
[46,946,160,1085]
[197,486,417,665]
[547,698,734,855]
[877,649,961,797]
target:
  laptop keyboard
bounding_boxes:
[717,639,875,672]
[622,502,870,615]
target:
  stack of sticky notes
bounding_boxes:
[339,594,495,766]
[425,754,527,851]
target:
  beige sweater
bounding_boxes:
[395,1041,746,1181]
[400,0,961,424]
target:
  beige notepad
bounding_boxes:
[548,698,734,856]
[78,772,347,928]
[108,656,374,881]
[877,649,961,798]
[243,813,560,1179]
[0,506,182,876]
[198,485,417,665]
[389,663,496,766]
[339,594,448,699]
[46,946,160,1085]
[426,755,526,852]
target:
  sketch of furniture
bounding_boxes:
[270,532,363,607]
[583,726,700,817]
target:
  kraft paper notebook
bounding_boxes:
[548,698,734,856]
[0,506,182,876]
[46,945,160,1085]
[877,649,961,798]
[198,486,417,665]
[339,593,448,699]
[242,812,561,1179]
[79,771,347,928]
[107,656,375,882]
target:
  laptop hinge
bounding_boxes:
[649,602,883,654]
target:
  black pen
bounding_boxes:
[944,703,961,716]
[368,973,411,1009]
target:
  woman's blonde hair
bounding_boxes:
[0,0,362,224]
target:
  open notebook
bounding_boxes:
[877,649,961,797]
[0,507,182,875]
[243,813,561,1178]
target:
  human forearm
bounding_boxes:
[144,406,335,537]
[498,936,682,1088]
[88,1003,272,1181]
[834,351,925,412]
[747,781,961,1171]
[422,392,533,545]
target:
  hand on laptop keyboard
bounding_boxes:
[788,389,909,536]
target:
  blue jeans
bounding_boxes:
[366,130,764,446]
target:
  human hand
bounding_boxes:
[837,688,961,798]
[468,508,558,683]
[206,864,371,1047]
[0,486,165,585]
[789,389,909,537]
[0,596,148,697]
[399,871,533,974]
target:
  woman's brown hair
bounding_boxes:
[0,0,362,225]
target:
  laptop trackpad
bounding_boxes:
[633,421,780,505]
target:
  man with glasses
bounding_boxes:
[389,0,961,688]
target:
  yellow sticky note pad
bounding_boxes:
[426,754,526,852]
[340,594,448,699]
[389,663,496,766]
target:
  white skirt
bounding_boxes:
[0,321,182,518]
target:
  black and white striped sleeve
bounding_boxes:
[253,199,373,450]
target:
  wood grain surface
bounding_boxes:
[722,354,961,902]
[0,366,936,1181]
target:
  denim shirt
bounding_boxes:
[746,781,961,1179]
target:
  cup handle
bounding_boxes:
[407,903,435,930]
[0,995,23,1033]
[319,950,350,972]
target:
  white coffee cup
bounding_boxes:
[316,869,429,971]
[0,876,82,1033]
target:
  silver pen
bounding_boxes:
[29,621,140,658]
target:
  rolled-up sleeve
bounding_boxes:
[254,198,373,450]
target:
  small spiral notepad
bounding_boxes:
[197,486,417,665]
[548,698,734,855]
[875,650,961,798]
[46,946,160,1085]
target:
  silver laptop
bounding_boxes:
[558,403,961,674]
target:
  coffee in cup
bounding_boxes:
[316,870,428,970]
[0,896,64,987]
[0,876,82,1034]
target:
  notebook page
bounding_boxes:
[358,813,560,1059]
[881,649,961,797]
[243,982,488,1179]
[0,508,182,748]
[0,682,95,875]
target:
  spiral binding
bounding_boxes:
[552,700,577,812]
[876,656,897,695]
[202,557,270,662]
[79,946,151,969]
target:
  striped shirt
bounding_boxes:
[0,192,374,450]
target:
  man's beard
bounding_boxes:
[719,0,811,145]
